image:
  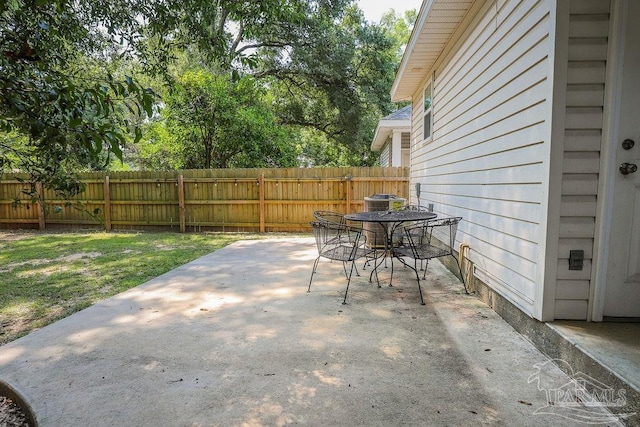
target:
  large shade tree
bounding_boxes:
[137,70,298,169]
[263,5,399,165]
[0,0,155,195]
[1,0,414,195]
[145,0,394,165]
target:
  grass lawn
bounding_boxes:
[0,230,259,345]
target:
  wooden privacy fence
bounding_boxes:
[0,167,409,232]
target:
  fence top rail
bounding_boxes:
[1,166,409,181]
[1,174,409,187]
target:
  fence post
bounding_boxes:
[345,175,352,214]
[35,182,45,230]
[259,174,265,233]
[178,174,186,232]
[104,175,112,231]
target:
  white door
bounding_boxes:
[603,0,640,318]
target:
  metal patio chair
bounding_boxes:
[313,210,346,225]
[399,204,434,268]
[312,210,367,276]
[401,204,430,212]
[308,221,379,304]
[391,217,468,304]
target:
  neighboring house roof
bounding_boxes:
[370,105,412,151]
[391,0,477,102]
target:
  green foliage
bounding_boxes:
[266,5,400,165]
[298,129,353,167]
[0,0,419,181]
[142,0,347,74]
[137,70,298,169]
[380,8,417,54]
[139,0,397,167]
[0,0,155,195]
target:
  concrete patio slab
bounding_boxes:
[0,238,625,426]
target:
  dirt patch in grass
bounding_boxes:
[0,231,36,241]
[154,243,179,251]
[1,252,102,273]
[0,317,31,343]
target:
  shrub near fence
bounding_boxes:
[0,167,409,232]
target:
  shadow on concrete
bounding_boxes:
[0,238,629,426]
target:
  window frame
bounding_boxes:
[422,78,433,142]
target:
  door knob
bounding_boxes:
[620,162,638,175]
[622,139,635,150]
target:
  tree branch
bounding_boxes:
[278,118,342,138]
[235,40,291,55]
[217,6,230,40]
[229,20,245,56]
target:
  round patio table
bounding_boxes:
[344,210,436,286]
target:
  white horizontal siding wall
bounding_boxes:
[410,0,555,317]
[554,0,610,320]
[401,133,411,168]
[379,140,391,167]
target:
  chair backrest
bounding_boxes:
[429,217,461,252]
[402,204,429,212]
[310,221,364,262]
[396,205,432,235]
[403,217,462,258]
[313,211,345,225]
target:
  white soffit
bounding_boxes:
[391,0,476,102]
[371,122,410,151]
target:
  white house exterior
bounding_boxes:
[392,0,640,322]
[371,105,412,168]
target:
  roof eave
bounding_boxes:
[391,0,477,102]
[391,0,433,102]
[371,122,411,151]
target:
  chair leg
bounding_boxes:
[338,257,361,278]
[366,249,383,288]
[342,261,349,278]
[368,261,382,288]
[370,259,380,288]
[391,255,425,305]
[308,257,320,293]
[422,259,429,280]
[389,254,397,287]
[451,254,470,294]
[342,261,357,305]
[413,259,426,305]
[366,247,380,288]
